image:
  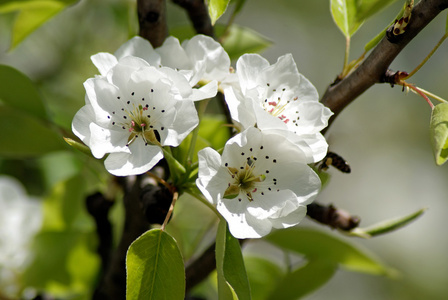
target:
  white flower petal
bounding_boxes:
[197,147,228,204]
[91,52,118,76]
[164,100,198,146]
[218,197,272,239]
[223,86,256,129]
[104,140,163,176]
[115,36,161,65]
[270,204,307,229]
[236,54,270,93]
[89,123,129,158]
[156,36,192,70]
[187,80,218,101]
[72,105,95,145]
[183,34,231,82]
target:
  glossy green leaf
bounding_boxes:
[126,229,185,300]
[265,227,392,276]
[220,25,272,60]
[356,0,399,22]
[0,0,78,49]
[208,0,230,25]
[0,105,66,158]
[330,0,363,37]
[267,259,337,300]
[0,64,47,120]
[350,208,426,238]
[245,256,283,300]
[216,219,251,300]
[430,103,448,165]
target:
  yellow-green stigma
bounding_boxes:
[223,159,266,202]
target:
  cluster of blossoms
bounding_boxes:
[72,35,332,238]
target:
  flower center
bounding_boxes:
[223,158,265,202]
[261,84,300,126]
[107,90,165,147]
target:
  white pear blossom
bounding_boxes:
[196,127,321,239]
[224,53,333,162]
[72,56,216,176]
[0,176,42,297]
[90,34,230,93]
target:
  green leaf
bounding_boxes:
[0,64,47,120]
[216,219,251,300]
[23,231,100,297]
[430,103,448,165]
[356,0,399,22]
[330,0,363,37]
[245,256,283,300]
[220,25,272,60]
[350,207,426,238]
[267,259,337,300]
[0,105,66,158]
[208,0,230,25]
[0,0,78,49]
[126,229,185,300]
[265,227,393,276]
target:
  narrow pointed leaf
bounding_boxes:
[330,0,363,37]
[216,219,251,300]
[126,229,185,300]
[430,103,448,165]
[208,0,230,25]
[350,208,426,238]
[267,259,337,300]
[265,227,392,276]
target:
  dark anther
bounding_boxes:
[153,130,161,143]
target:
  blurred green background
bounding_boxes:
[1,0,447,299]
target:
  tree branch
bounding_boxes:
[138,0,168,47]
[321,0,448,128]
[93,176,150,300]
[172,0,214,37]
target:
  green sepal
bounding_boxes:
[64,137,92,156]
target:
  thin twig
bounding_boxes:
[321,0,448,130]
